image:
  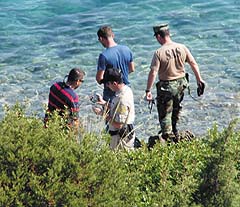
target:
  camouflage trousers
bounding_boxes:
[156,77,188,139]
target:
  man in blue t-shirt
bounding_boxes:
[96,25,135,102]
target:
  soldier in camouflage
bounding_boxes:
[145,23,205,142]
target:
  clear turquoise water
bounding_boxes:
[0,0,240,139]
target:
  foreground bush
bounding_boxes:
[193,121,240,207]
[0,105,239,207]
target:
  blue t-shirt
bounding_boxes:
[97,44,133,101]
[97,45,133,85]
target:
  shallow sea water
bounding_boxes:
[0,0,240,140]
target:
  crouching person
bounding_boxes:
[44,68,85,134]
[93,68,136,150]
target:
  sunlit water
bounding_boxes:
[0,0,240,141]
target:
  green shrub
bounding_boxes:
[0,105,85,206]
[0,105,239,207]
[193,120,240,207]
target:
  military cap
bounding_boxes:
[153,23,169,35]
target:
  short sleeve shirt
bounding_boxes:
[108,85,135,131]
[47,82,79,120]
[97,45,133,85]
[150,42,196,80]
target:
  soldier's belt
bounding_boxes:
[159,76,185,83]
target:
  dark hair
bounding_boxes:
[97,25,113,39]
[103,68,123,84]
[67,68,85,82]
[113,69,123,84]
[157,29,170,38]
[109,76,123,84]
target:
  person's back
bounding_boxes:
[99,44,132,85]
[152,42,188,80]
[47,81,79,118]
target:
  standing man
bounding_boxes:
[93,68,135,150]
[45,68,85,130]
[96,25,135,102]
[145,23,205,142]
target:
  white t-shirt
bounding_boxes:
[109,85,135,131]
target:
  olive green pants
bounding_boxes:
[156,77,188,139]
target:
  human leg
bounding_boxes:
[110,134,121,150]
[156,91,173,140]
[171,78,187,140]
[172,95,183,136]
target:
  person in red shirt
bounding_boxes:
[45,68,85,129]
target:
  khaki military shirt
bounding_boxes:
[150,42,196,80]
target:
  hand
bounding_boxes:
[96,94,106,105]
[145,91,153,101]
[92,106,103,115]
[90,93,106,105]
[197,80,205,96]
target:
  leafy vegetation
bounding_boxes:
[0,105,239,207]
